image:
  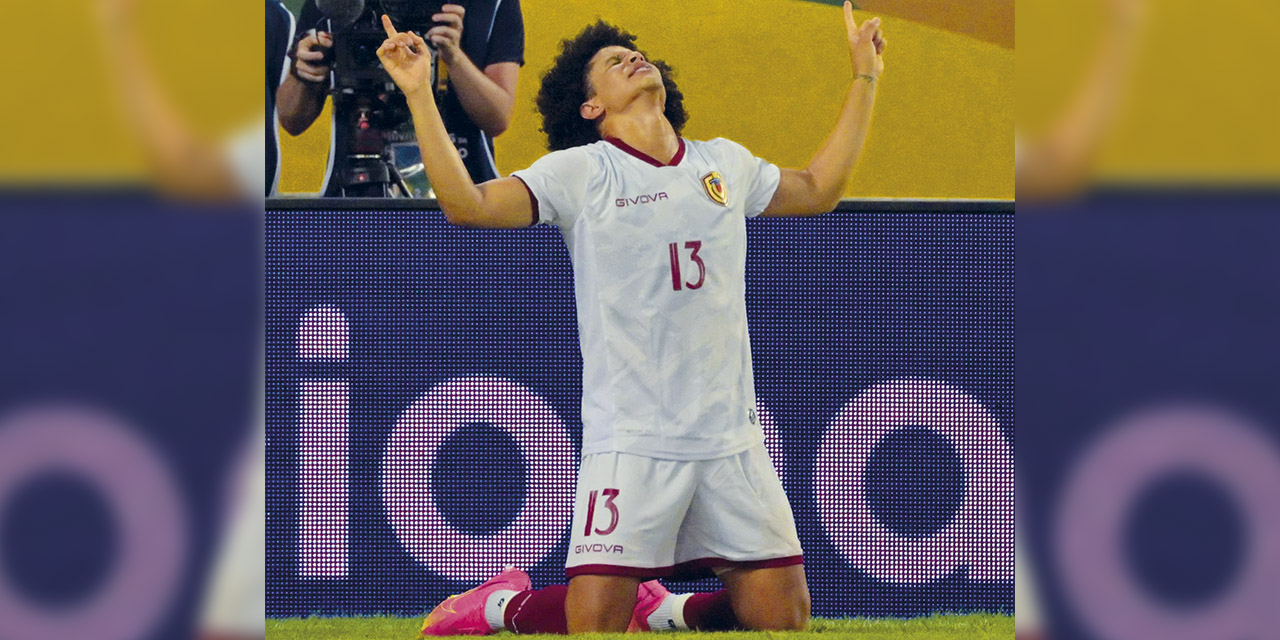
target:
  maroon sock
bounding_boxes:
[503,585,569,634]
[682,590,741,631]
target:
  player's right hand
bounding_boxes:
[293,30,334,84]
[377,14,432,97]
[843,1,885,80]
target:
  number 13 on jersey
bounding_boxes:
[668,240,705,291]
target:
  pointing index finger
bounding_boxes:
[381,14,398,38]
[844,1,856,32]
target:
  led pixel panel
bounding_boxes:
[266,205,1013,618]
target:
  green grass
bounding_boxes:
[267,613,1012,639]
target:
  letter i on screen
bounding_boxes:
[297,305,352,579]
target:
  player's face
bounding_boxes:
[585,45,664,106]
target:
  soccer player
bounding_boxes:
[376,2,884,633]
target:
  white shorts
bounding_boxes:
[565,444,803,579]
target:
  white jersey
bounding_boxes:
[513,137,781,460]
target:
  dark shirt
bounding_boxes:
[297,0,525,195]
[266,0,294,196]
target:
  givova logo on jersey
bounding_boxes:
[615,192,669,208]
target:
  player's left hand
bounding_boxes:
[843,1,885,80]
[426,4,465,65]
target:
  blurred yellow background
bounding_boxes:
[1018,0,1280,183]
[0,1,260,183]
[279,0,1015,198]
[5,1,1279,192]
[2,0,1014,198]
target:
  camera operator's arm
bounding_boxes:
[277,30,333,136]
[428,4,519,137]
[378,16,533,227]
[96,0,239,198]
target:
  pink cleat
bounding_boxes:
[420,566,531,636]
[627,579,673,632]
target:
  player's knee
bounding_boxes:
[783,582,812,630]
[725,565,811,631]
[749,607,808,631]
[569,607,630,633]
[566,575,638,633]
[741,588,810,630]
[776,588,811,630]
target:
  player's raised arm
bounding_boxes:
[376,14,533,228]
[761,1,884,217]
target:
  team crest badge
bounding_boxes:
[701,171,728,206]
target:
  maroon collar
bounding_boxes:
[604,136,686,167]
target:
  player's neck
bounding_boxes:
[601,109,679,165]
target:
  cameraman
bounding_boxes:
[277,0,525,195]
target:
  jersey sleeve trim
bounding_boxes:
[747,163,781,218]
[512,174,540,226]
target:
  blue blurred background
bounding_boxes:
[1018,190,1280,640]
[0,193,260,640]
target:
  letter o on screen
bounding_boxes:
[1054,405,1280,640]
[382,376,575,581]
[814,378,1013,583]
[0,405,187,640]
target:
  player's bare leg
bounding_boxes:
[721,564,811,630]
[566,574,640,633]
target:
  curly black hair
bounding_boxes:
[536,21,688,152]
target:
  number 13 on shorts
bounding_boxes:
[583,488,620,536]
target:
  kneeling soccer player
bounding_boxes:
[375,2,885,633]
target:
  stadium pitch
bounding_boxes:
[267,612,1012,638]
